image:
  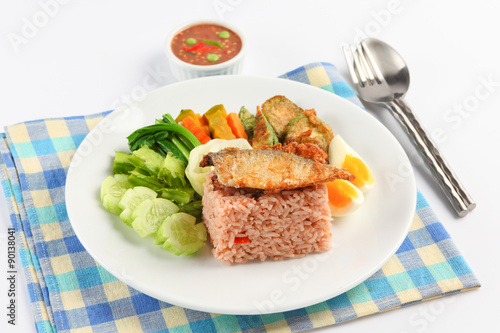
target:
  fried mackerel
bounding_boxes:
[200,148,353,193]
[256,142,328,164]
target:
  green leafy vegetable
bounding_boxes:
[160,187,195,205]
[179,200,203,223]
[128,146,165,176]
[112,151,135,175]
[158,152,187,187]
[128,169,165,191]
[127,121,201,164]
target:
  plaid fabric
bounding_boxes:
[0,62,480,333]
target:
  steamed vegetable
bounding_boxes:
[179,200,203,223]
[181,115,211,144]
[128,169,165,191]
[203,104,227,121]
[207,110,236,140]
[127,116,201,164]
[160,187,195,205]
[175,109,197,124]
[158,152,187,187]
[226,113,248,139]
[128,145,165,176]
[112,152,135,174]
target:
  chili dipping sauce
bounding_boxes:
[171,24,242,66]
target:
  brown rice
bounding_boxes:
[202,171,332,264]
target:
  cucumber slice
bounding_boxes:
[154,212,195,245]
[118,187,158,226]
[131,198,179,238]
[100,175,133,215]
[158,213,207,256]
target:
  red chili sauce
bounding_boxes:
[171,24,242,66]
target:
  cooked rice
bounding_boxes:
[202,171,332,264]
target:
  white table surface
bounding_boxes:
[1,1,499,332]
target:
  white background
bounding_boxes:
[1,1,499,332]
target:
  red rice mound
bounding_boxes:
[202,171,332,264]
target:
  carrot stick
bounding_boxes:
[196,113,210,135]
[181,116,211,144]
[226,113,248,139]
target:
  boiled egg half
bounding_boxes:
[328,135,375,193]
[326,179,364,217]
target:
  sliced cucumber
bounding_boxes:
[157,213,207,255]
[131,198,179,238]
[118,187,158,226]
[100,175,133,215]
[154,212,195,245]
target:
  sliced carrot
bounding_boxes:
[226,113,248,139]
[181,116,211,144]
[196,113,210,135]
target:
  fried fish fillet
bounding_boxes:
[256,142,328,164]
[200,148,353,193]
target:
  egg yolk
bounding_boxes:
[326,179,359,207]
[342,155,374,189]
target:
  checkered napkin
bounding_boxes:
[0,62,480,333]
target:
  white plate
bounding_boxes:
[66,76,416,315]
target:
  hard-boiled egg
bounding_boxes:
[329,135,374,193]
[326,179,364,216]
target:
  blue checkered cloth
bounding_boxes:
[0,62,480,333]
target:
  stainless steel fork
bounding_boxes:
[343,41,475,217]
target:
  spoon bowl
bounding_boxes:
[361,38,410,100]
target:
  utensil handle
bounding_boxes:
[387,99,473,217]
[394,98,476,213]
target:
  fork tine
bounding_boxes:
[360,41,384,84]
[342,45,360,87]
[356,44,375,86]
[350,45,367,87]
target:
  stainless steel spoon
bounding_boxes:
[352,38,476,216]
